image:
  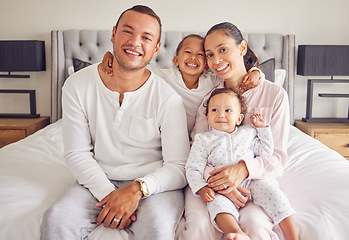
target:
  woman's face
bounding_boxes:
[204,30,246,80]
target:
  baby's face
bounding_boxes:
[206,93,244,133]
[174,37,206,77]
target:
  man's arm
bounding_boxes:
[141,94,189,195]
[96,93,190,229]
[62,75,115,202]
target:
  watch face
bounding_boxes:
[136,179,149,197]
[142,182,149,196]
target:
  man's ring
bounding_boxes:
[114,218,120,223]
[223,184,228,189]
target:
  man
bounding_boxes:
[40,5,189,240]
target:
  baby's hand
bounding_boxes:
[99,51,114,76]
[197,186,215,203]
[250,114,267,128]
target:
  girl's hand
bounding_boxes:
[207,162,249,194]
[238,70,260,92]
[222,185,250,209]
[197,186,215,203]
[99,51,114,76]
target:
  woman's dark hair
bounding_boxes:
[115,5,162,43]
[203,88,246,124]
[205,22,259,71]
[175,34,204,55]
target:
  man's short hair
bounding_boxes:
[115,5,162,43]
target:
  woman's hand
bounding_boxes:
[238,69,260,93]
[98,51,114,76]
[222,185,250,209]
[207,162,249,194]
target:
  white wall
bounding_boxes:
[1,0,348,120]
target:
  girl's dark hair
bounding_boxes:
[204,88,246,124]
[175,34,204,55]
[205,22,259,71]
[115,5,162,43]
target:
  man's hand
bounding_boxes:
[95,181,143,230]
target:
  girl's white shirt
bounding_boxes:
[147,65,221,134]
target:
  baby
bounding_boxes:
[186,88,298,240]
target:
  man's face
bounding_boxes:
[111,10,161,72]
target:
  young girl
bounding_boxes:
[183,22,296,240]
[99,34,262,133]
[186,88,297,240]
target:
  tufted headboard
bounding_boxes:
[51,30,295,123]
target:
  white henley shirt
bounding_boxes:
[62,64,190,201]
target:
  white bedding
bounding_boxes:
[1,120,349,240]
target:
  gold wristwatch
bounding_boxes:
[135,179,149,198]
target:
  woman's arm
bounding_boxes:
[243,87,290,179]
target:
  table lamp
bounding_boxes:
[0,40,46,118]
[297,45,349,122]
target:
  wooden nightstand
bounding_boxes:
[0,116,50,148]
[294,120,349,160]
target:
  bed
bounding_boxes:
[1,30,349,240]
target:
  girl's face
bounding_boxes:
[206,93,244,133]
[204,30,247,80]
[173,37,206,77]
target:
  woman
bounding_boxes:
[179,22,292,240]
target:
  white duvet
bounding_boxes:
[1,120,349,240]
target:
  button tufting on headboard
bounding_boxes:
[51,30,295,123]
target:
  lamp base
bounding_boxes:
[0,113,40,118]
[0,89,39,118]
[302,117,349,123]
[0,74,30,78]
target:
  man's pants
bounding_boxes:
[40,181,184,240]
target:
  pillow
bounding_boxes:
[67,66,75,76]
[72,58,92,72]
[260,58,275,82]
[274,69,286,87]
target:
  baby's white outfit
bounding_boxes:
[186,126,295,231]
